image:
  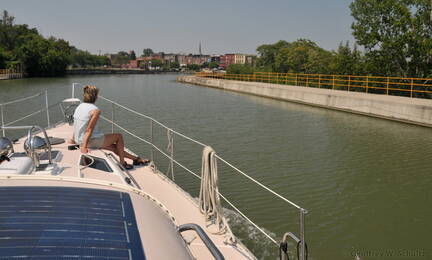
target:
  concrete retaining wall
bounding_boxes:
[177,75,432,127]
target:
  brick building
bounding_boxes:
[219,54,235,69]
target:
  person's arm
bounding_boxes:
[80,109,101,154]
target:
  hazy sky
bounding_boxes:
[2,0,356,55]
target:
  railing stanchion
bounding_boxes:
[299,208,307,260]
[150,119,154,162]
[318,75,321,88]
[411,79,414,98]
[0,105,5,137]
[111,103,115,133]
[72,83,77,99]
[348,76,351,91]
[171,135,174,180]
[332,75,335,89]
[45,90,50,127]
[366,76,369,93]
[387,77,390,95]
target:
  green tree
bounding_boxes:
[0,10,17,51]
[256,40,290,71]
[186,64,200,71]
[142,48,154,57]
[17,35,70,76]
[227,64,255,74]
[329,41,364,75]
[150,58,163,68]
[0,9,114,76]
[209,61,219,69]
[350,0,432,77]
[111,51,130,66]
[170,61,180,69]
[272,39,333,74]
[130,50,136,60]
[0,47,9,68]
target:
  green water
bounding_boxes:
[1,74,431,260]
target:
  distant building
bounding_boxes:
[152,52,165,61]
[245,55,256,65]
[220,54,235,69]
[178,54,209,67]
[210,55,220,63]
[234,54,246,64]
[109,49,253,70]
[128,60,138,68]
[163,54,177,65]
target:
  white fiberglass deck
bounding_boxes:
[2,123,255,260]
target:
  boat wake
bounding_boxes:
[224,208,278,260]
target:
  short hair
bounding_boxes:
[83,85,99,103]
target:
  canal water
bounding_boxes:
[1,74,431,259]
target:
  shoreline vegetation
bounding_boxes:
[0,10,109,78]
[229,1,431,79]
[1,1,431,80]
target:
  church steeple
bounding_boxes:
[199,41,202,56]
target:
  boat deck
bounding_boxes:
[7,123,255,260]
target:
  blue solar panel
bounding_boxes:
[0,186,146,259]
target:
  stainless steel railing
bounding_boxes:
[97,93,308,260]
[0,91,51,137]
[2,83,309,259]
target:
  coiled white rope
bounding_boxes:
[199,146,235,244]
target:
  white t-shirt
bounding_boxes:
[73,102,104,144]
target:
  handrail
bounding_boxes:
[178,224,225,260]
[196,72,432,99]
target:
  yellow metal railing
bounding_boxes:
[195,72,432,99]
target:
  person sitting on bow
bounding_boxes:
[72,85,149,169]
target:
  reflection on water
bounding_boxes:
[1,74,431,260]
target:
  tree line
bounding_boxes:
[229,0,431,78]
[0,10,110,77]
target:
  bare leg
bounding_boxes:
[101,134,128,164]
[101,133,149,165]
[103,144,138,161]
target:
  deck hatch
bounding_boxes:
[80,155,113,172]
[0,186,145,259]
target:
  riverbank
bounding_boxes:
[178,75,432,127]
